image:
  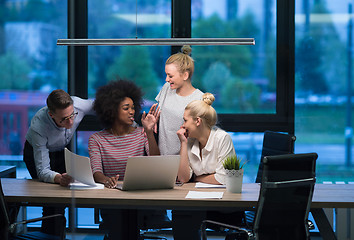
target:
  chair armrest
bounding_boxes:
[201,219,253,240]
[9,214,66,240]
[263,178,316,188]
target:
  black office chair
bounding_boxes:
[202,131,297,234]
[201,152,318,240]
[0,178,66,240]
[255,130,296,183]
[233,130,295,227]
[138,210,171,240]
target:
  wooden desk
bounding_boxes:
[2,179,259,209]
[3,179,352,240]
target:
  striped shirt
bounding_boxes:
[88,127,149,180]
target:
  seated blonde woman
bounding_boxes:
[176,92,235,184]
[173,93,238,240]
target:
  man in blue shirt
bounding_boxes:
[23,89,94,235]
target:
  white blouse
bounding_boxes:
[187,127,236,184]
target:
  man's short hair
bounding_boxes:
[46,89,73,113]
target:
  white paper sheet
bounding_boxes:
[195,182,226,188]
[65,148,97,186]
[185,191,224,199]
[69,181,104,190]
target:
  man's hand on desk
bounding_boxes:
[54,173,74,187]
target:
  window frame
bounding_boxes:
[69,0,295,134]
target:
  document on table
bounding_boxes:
[195,182,226,188]
[65,148,104,190]
[69,181,104,190]
[185,191,224,199]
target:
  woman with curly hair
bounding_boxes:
[89,79,159,187]
[88,79,160,240]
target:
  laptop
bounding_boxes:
[116,155,180,191]
[64,148,103,188]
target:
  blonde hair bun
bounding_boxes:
[202,93,215,106]
[181,45,192,56]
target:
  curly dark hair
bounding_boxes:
[94,79,143,129]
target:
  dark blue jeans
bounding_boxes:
[23,141,67,236]
[172,210,206,240]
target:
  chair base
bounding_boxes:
[11,231,64,240]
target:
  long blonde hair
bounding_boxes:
[185,93,217,129]
[165,45,194,80]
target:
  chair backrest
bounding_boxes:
[253,153,317,240]
[0,178,11,240]
[255,130,296,183]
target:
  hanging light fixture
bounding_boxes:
[59,0,255,47]
[57,38,255,46]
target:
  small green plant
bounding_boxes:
[222,155,246,170]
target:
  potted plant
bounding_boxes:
[223,155,246,193]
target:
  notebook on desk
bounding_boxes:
[116,155,180,191]
[64,148,103,189]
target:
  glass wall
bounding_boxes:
[191,0,276,114]
[0,0,67,175]
[82,0,278,183]
[87,0,171,98]
[0,0,68,230]
[1,0,354,235]
[294,0,354,183]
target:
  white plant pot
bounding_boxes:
[225,169,244,193]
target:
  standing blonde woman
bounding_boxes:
[155,45,204,155]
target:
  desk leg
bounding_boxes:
[122,209,139,240]
[311,208,337,240]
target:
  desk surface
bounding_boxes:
[3,178,354,209]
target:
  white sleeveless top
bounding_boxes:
[155,82,203,155]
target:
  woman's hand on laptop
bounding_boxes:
[105,175,119,189]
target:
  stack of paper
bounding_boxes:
[185,191,224,199]
[195,182,226,188]
[69,181,104,190]
[65,148,104,190]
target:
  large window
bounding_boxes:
[76,0,294,134]
[0,0,69,231]
[87,0,171,98]
[2,0,353,234]
[0,0,67,169]
[294,0,354,183]
[191,0,276,115]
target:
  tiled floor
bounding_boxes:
[66,233,220,240]
[66,231,324,240]
[66,229,232,240]
[66,234,226,240]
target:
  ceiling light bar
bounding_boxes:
[57,38,255,46]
